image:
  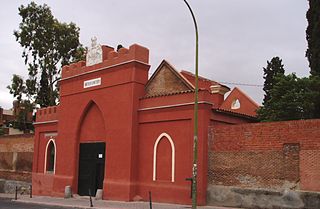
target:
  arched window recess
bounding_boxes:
[44,138,56,174]
[153,133,175,182]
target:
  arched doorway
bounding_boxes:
[77,102,106,196]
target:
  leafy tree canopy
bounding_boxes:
[258,74,320,121]
[8,1,85,108]
[7,74,25,102]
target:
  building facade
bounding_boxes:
[32,42,257,204]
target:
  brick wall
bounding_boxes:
[208,119,320,191]
[0,134,34,182]
[145,61,191,97]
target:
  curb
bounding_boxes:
[3,194,244,209]
[14,199,99,209]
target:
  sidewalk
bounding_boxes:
[0,193,243,209]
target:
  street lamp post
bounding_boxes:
[182,1,199,209]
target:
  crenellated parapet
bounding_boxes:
[61,44,149,79]
[36,106,59,123]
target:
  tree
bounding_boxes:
[262,57,285,105]
[10,1,85,107]
[7,74,25,102]
[258,1,320,121]
[306,0,320,118]
[258,74,318,121]
[13,100,34,131]
[306,0,320,76]
[309,75,320,118]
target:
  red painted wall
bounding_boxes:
[138,119,193,204]
[32,123,58,196]
[79,103,106,142]
[156,138,172,181]
[33,44,150,200]
[137,91,214,205]
[32,43,255,205]
[57,61,150,200]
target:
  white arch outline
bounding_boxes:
[44,138,57,174]
[153,133,175,182]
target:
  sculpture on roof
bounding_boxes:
[86,36,103,66]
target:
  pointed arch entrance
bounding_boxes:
[77,101,106,196]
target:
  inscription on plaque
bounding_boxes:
[84,78,101,88]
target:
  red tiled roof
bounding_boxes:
[213,107,258,120]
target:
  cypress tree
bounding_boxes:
[37,69,51,107]
[306,0,320,76]
[262,57,285,105]
[306,0,320,118]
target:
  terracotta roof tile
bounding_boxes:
[141,89,195,99]
[213,107,258,120]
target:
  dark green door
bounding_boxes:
[78,142,105,196]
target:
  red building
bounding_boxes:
[32,41,258,205]
[0,101,33,135]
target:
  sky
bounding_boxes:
[0,0,310,109]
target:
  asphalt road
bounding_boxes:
[0,197,77,209]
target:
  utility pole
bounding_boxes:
[182,1,199,208]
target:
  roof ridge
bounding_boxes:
[180,70,230,89]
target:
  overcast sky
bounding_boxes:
[0,0,310,109]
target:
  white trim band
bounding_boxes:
[33,120,58,125]
[44,132,58,137]
[139,101,213,111]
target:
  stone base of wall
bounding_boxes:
[207,185,320,209]
[0,179,31,195]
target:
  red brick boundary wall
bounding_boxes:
[0,134,34,182]
[208,119,320,191]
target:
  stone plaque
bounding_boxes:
[84,78,101,88]
[86,36,103,66]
